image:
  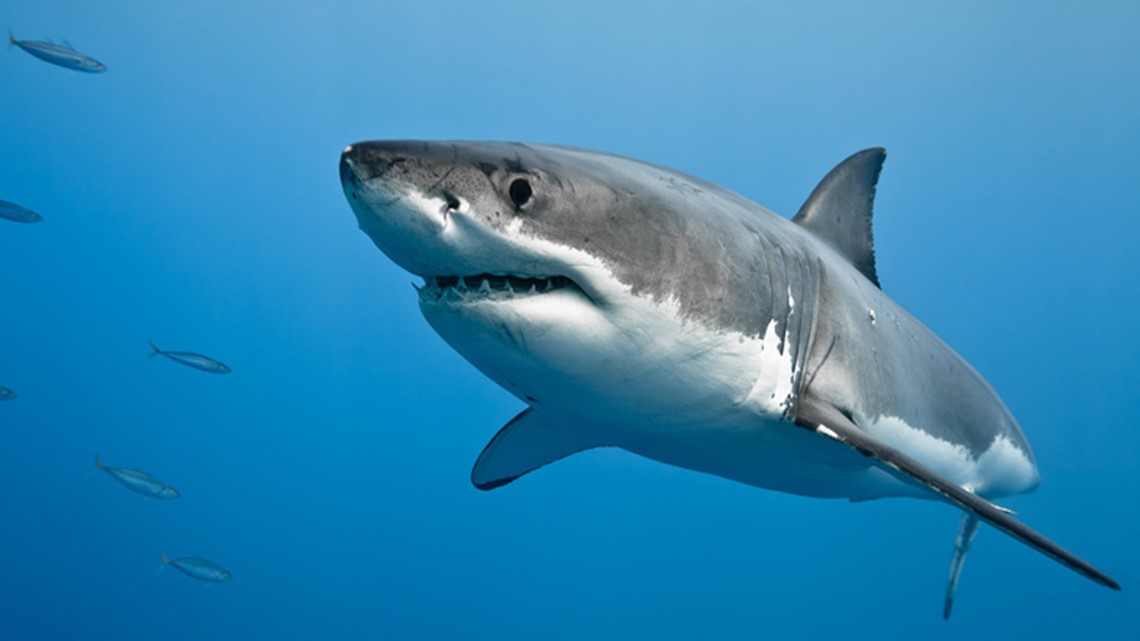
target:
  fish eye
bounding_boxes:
[509,178,533,208]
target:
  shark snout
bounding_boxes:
[339,140,444,187]
[340,142,390,188]
[340,141,464,276]
[340,150,362,202]
[339,141,448,208]
[339,140,600,292]
[340,142,402,195]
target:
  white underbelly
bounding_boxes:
[604,416,925,501]
[422,273,957,502]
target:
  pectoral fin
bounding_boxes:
[472,409,609,490]
[793,393,1120,591]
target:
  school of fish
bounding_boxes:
[4,30,231,582]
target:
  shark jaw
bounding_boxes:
[340,142,605,311]
[416,274,581,305]
[395,209,695,424]
[340,144,791,432]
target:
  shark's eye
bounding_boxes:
[509,178,533,208]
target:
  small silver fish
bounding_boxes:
[9,29,106,73]
[0,386,17,400]
[0,198,43,223]
[159,551,232,583]
[95,455,180,499]
[149,342,231,374]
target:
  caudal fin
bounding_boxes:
[94,454,104,470]
[157,550,170,574]
[8,28,15,47]
[148,341,162,357]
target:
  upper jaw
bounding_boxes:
[341,145,601,306]
[417,274,586,306]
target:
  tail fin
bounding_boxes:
[8,28,15,47]
[95,454,105,470]
[148,341,162,357]
[157,550,170,574]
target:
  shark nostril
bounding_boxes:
[442,191,460,210]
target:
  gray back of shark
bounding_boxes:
[340,141,1119,615]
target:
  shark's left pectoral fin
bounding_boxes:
[472,409,609,490]
[793,393,1121,592]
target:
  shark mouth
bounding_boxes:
[417,274,585,304]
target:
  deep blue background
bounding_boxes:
[2,1,1137,638]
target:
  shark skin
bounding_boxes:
[338,141,1119,613]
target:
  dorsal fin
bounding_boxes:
[792,148,886,288]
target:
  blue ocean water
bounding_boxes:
[2,1,1137,638]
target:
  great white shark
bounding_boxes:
[338,141,1119,616]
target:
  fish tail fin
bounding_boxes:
[157,550,170,574]
[94,454,104,470]
[7,28,14,47]
[148,341,162,357]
